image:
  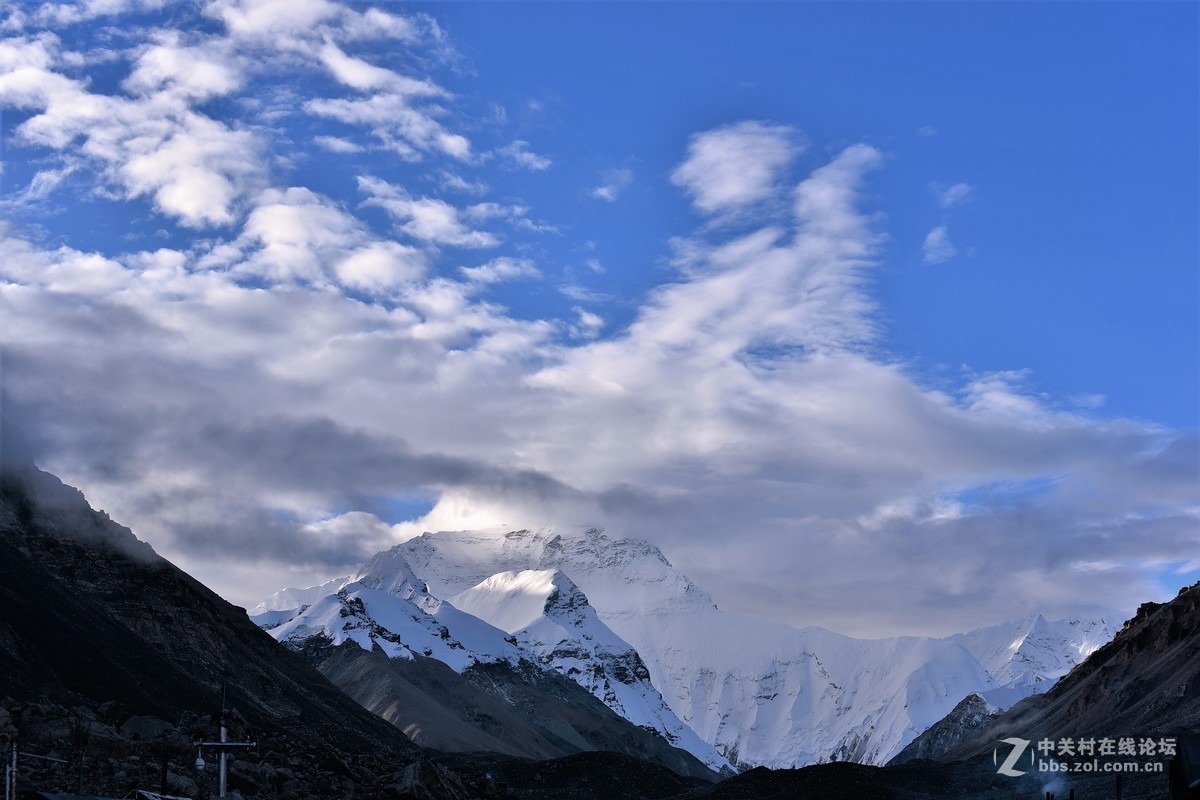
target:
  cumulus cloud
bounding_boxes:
[923,224,957,264]
[0,33,264,227]
[671,120,800,214]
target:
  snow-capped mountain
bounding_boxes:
[947,613,1113,701]
[262,543,520,671]
[253,541,731,772]
[386,528,994,766]
[255,526,1113,770]
[449,568,726,770]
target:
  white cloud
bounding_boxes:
[497,140,551,171]
[558,283,613,303]
[0,28,263,228]
[313,135,363,154]
[936,182,972,209]
[569,307,604,339]
[671,120,800,214]
[0,161,77,206]
[0,0,1191,638]
[2,0,167,32]
[460,257,540,285]
[590,167,632,202]
[334,241,426,293]
[306,92,471,161]
[237,186,371,284]
[123,31,242,100]
[317,41,441,96]
[440,171,488,195]
[922,224,957,264]
[359,176,500,248]
[205,0,344,41]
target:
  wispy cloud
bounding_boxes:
[359,176,500,248]
[313,135,363,154]
[922,224,957,264]
[460,256,540,285]
[936,182,973,209]
[497,140,551,171]
[590,167,632,202]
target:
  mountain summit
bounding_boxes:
[258,526,1113,770]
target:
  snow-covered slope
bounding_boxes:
[947,613,1113,691]
[269,582,520,673]
[390,527,1110,768]
[256,526,1113,770]
[449,569,730,772]
[255,543,729,770]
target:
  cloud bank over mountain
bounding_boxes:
[0,0,1195,636]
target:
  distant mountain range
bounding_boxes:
[1,459,1194,800]
[253,526,1114,770]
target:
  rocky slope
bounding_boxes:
[948,580,1200,758]
[0,460,447,798]
[256,548,722,777]
[888,693,1001,765]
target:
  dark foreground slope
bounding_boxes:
[0,460,716,798]
[0,462,426,797]
[951,581,1200,758]
[296,633,716,780]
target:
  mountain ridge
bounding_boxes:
[256,525,1114,770]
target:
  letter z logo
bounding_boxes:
[994,737,1031,777]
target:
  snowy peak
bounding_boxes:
[399,527,717,621]
[449,568,573,634]
[950,613,1114,690]
[449,568,732,772]
[350,545,431,604]
[450,569,631,659]
[250,574,349,618]
[253,546,732,772]
[252,526,1114,775]
[270,583,518,672]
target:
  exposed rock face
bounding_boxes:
[889,693,1001,765]
[947,581,1200,759]
[290,627,718,780]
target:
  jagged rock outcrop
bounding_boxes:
[889,693,1001,764]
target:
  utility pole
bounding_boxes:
[5,738,13,800]
[4,737,67,800]
[195,683,256,798]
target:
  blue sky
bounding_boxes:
[0,0,1196,636]
[438,0,1200,429]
